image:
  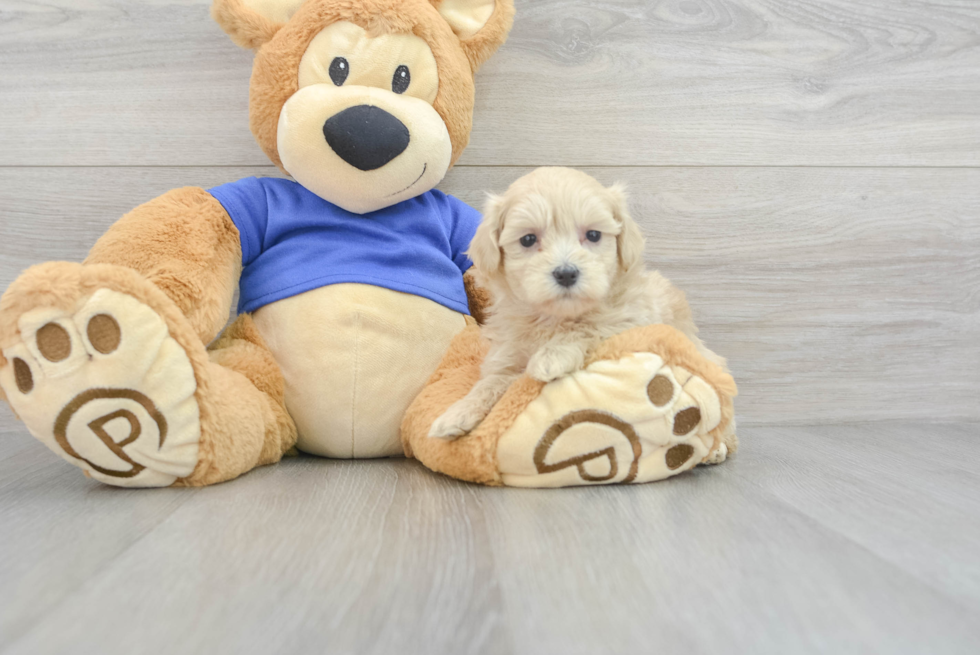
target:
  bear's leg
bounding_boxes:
[84,187,242,346]
[180,313,297,486]
[0,262,295,487]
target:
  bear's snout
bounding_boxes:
[322,105,411,171]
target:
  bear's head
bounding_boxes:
[211,0,514,214]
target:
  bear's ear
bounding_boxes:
[432,0,515,71]
[212,0,308,49]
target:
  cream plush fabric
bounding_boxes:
[402,323,737,488]
[254,284,467,457]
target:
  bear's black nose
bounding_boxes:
[322,105,410,171]
[552,266,580,288]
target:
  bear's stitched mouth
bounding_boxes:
[387,163,427,197]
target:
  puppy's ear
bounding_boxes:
[212,0,307,49]
[468,192,506,281]
[609,183,645,271]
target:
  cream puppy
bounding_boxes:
[429,167,727,441]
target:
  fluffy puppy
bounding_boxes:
[429,167,727,443]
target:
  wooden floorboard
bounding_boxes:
[0,422,977,655]
[0,436,192,649]
[0,0,979,166]
[732,422,980,612]
[2,165,977,426]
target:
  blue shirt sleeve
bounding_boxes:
[445,194,482,274]
[208,178,270,266]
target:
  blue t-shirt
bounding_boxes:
[208,177,481,315]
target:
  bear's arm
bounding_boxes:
[85,187,242,345]
[463,269,492,325]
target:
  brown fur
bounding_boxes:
[403,325,545,485]
[434,0,515,71]
[0,262,295,487]
[2,0,512,486]
[85,187,242,346]
[402,323,737,484]
[179,314,298,486]
[212,0,285,49]
[236,0,509,171]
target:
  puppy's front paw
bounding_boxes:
[428,401,486,440]
[527,347,584,383]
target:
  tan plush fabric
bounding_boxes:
[85,187,242,346]
[1,0,515,487]
[402,325,523,485]
[402,324,737,487]
[0,262,296,487]
[212,0,289,48]
[587,324,738,458]
[239,0,512,171]
[433,0,514,71]
[180,313,298,486]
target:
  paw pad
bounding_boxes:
[672,407,701,435]
[13,357,33,393]
[86,314,121,354]
[495,352,725,487]
[665,443,695,470]
[36,323,71,362]
[647,373,674,406]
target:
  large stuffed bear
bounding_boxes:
[0,0,737,489]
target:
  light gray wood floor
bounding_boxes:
[1,422,979,654]
[1,0,979,653]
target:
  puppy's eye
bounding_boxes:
[520,234,537,248]
[392,65,411,94]
[585,230,602,243]
[329,57,349,86]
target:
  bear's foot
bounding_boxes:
[0,263,203,487]
[495,354,726,487]
[402,324,737,488]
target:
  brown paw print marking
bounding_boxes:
[36,323,71,362]
[665,444,695,470]
[534,410,642,484]
[53,388,168,479]
[87,314,121,354]
[672,407,701,436]
[647,373,674,407]
[13,358,33,394]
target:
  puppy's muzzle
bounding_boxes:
[322,105,410,171]
[552,266,580,288]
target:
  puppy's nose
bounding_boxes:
[322,105,410,171]
[552,266,580,288]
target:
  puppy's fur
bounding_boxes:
[429,167,730,454]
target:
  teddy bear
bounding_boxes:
[0,0,738,489]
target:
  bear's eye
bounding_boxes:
[329,57,349,86]
[520,234,537,248]
[585,230,602,243]
[392,65,411,94]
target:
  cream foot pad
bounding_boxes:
[496,353,721,487]
[1,288,201,487]
[402,324,737,488]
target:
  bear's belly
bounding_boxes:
[252,284,467,458]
